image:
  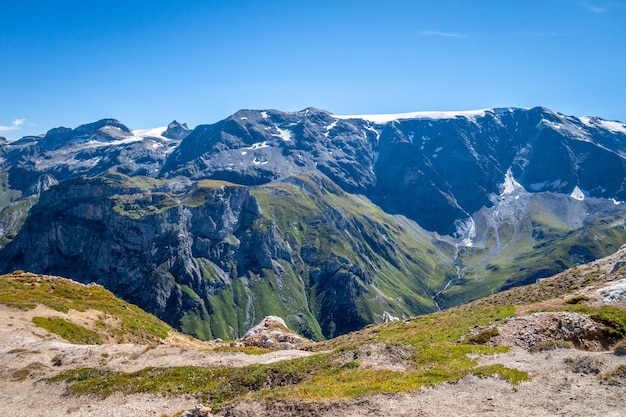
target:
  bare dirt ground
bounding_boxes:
[0,304,311,416]
[217,342,626,417]
[2,303,625,416]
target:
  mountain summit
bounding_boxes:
[0,106,624,339]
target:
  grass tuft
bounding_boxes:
[528,340,574,353]
[465,327,499,345]
[32,316,102,344]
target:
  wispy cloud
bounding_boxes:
[420,30,467,39]
[581,2,607,13]
[0,118,25,132]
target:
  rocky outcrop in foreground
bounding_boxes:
[239,316,311,350]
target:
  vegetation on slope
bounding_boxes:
[0,271,172,343]
[47,248,626,408]
[50,303,526,406]
[440,208,626,308]
[253,172,455,338]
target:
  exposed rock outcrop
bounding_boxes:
[241,316,310,350]
[491,312,611,350]
[0,176,303,340]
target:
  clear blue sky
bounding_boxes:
[1,0,625,139]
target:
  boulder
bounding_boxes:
[241,316,310,350]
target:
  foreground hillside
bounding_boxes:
[1,246,626,416]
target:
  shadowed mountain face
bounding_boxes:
[0,107,625,339]
[161,107,626,234]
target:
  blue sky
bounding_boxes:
[1,0,625,139]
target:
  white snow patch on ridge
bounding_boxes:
[131,127,168,140]
[83,126,170,149]
[580,116,626,135]
[272,127,292,142]
[570,186,586,201]
[333,109,489,124]
[502,168,524,195]
[244,141,270,150]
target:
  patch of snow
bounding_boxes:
[580,116,626,135]
[325,121,337,131]
[570,186,586,201]
[149,142,163,150]
[244,141,270,150]
[501,168,524,195]
[333,109,488,124]
[241,151,247,156]
[540,117,594,143]
[82,156,102,168]
[541,119,562,130]
[455,217,476,247]
[132,127,168,140]
[598,120,626,134]
[253,157,268,165]
[272,127,292,142]
[610,198,622,206]
[598,279,626,303]
[261,111,268,119]
[240,116,248,120]
[363,125,380,140]
[75,126,173,149]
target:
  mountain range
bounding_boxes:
[0,106,625,340]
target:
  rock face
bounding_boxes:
[0,175,301,339]
[0,171,448,340]
[0,107,625,340]
[1,118,181,192]
[163,120,192,140]
[161,107,626,235]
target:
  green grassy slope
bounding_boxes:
[438,207,626,308]
[253,173,456,338]
[0,271,173,344]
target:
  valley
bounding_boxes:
[0,107,625,340]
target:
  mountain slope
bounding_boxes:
[0,106,625,339]
[0,170,457,340]
[161,107,626,234]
